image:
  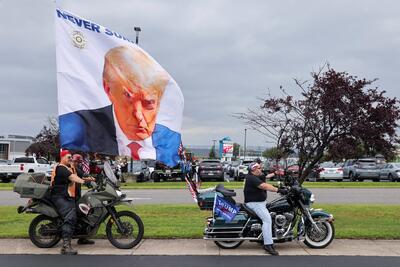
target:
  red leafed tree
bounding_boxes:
[237,67,400,182]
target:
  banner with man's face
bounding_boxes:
[55,8,184,167]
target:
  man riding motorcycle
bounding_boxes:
[244,162,288,256]
[51,150,94,255]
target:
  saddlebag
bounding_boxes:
[13,173,50,199]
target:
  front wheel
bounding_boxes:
[304,220,335,249]
[214,241,243,249]
[29,215,61,248]
[106,210,144,249]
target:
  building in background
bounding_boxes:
[0,135,34,160]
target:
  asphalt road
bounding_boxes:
[0,255,399,267]
[2,188,400,206]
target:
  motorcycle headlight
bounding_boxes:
[116,190,123,197]
[310,193,315,203]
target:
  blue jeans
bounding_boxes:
[246,201,273,245]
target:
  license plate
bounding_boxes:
[209,172,213,175]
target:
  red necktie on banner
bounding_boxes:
[128,142,142,160]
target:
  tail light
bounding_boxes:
[318,168,325,173]
[337,168,343,172]
[20,164,24,171]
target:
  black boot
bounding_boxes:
[264,244,279,256]
[77,238,95,245]
[61,238,78,255]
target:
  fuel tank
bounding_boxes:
[267,197,292,213]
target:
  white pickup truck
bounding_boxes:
[0,157,52,182]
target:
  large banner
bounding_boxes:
[55,8,184,167]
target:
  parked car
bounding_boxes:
[130,161,150,182]
[345,158,381,181]
[316,162,343,181]
[234,160,253,181]
[342,159,356,179]
[378,163,400,182]
[198,159,224,182]
[151,161,182,182]
[0,157,51,182]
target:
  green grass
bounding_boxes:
[1,204,400,239]
[2,181,400,191]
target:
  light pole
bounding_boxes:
[243,129,247,160]
[212,139,217,158]
[134,26,141,45]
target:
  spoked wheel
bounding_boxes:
[304,220,335,249]
[106,211,144,249]
[214,241,243,249]
[28,215,61,248]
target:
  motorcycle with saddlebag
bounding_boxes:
[14,161,144,249]
[189,173,335,249]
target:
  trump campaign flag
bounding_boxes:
[213,195,240,222]
[55,8,184,167]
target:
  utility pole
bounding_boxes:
[212,139,217,158]
[244,129,247,160]
[134,26,141,45]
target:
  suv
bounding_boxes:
[198,159,224,182]
[130,161,150,182]
[234,160,254,181]
[344,158,382,181]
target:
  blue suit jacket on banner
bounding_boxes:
[59,105,181,167]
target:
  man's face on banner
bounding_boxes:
[103,46,169,141]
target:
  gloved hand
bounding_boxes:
[277,187,289,195]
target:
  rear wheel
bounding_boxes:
[106,211,144,249]
[29,215,61,248]
[304,220,335,249]
[214,241,243,249]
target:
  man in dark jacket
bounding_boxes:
[243,162,288,256]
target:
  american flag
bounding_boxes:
[185,177,198,203]
[178,142,186,161]
[82,156,90,175]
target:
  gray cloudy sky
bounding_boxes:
[0,0,399,148]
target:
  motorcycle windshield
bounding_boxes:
[103,161,118,184]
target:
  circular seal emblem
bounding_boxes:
[71,31,87,49]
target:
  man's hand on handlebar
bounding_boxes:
[83,176,96,182]
[277,187,289,195]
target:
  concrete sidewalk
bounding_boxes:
[0,239,399,256]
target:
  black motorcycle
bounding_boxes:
[195,174,335,249]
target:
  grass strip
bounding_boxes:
[0,204,399,239]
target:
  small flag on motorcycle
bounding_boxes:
[213,195,239,222]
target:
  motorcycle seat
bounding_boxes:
[215,184,236,197]
[240,203,260,219]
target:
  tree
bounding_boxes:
[26,117,60,160]
[262,146,287,159]
[237,66,400,182]
[233,143,240,159]
[209,146,216,159]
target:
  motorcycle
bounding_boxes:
[194,173,335,249]
[16,161,144,249]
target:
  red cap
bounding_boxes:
[60,149,71,159]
